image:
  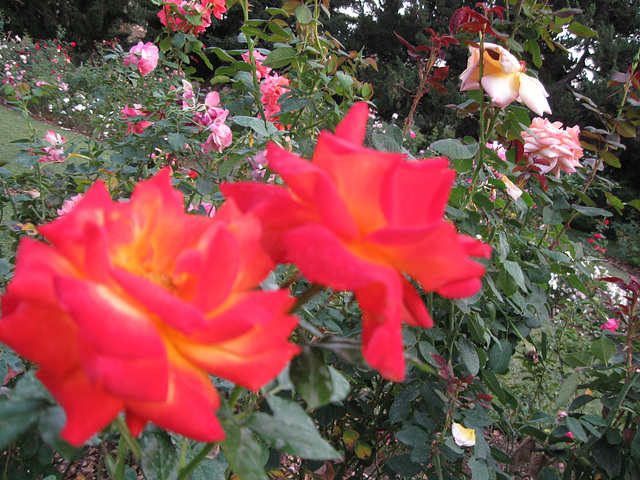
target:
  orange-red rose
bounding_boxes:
[0,169,299,446]
[222,103,491,381]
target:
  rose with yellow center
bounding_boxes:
[0,169,299,446]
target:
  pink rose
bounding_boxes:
[40,130,66,163]
[202,109,232,152]
[260,73,290,122]
[121,104,153,134]
[158,0,217,35]
[601,318,620,332]
[124,42,159,77]
[486,141,507,162]
[202,0,227,19]
[522,118,584,177]
[241,51,272,80]
[57,194,84,215]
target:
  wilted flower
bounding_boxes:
[501,175,523,201]
[452,423,476,447]
[522,118,583,177]
[460,42,551,116]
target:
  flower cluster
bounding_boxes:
[259,73,290,124]
[193,91,233,153]
[158,0,227,36]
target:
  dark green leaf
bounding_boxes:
[0,399,50,450]
[167,133,187,151]
[262,47,297,68]
[489,340,512,374]
[249,396,340,460]
[456,337,480,376]
[139,429,179,480]
[430,139,478,159]
[568,21,598,37]
[395,426,429,447]
[571,205,613,217]
[469,458,489,480]
[290,346,333,409]
[371,133,402,153]
[503,260,527,292]
[221,424,269,480]
[556,373,580,406]
[385,454,422,477]
[565,417,588,442]
[591,437,622,477]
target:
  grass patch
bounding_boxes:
[0,104,89,169]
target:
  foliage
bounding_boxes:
[0,1,639,480]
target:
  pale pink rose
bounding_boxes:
[124,42,159,76]
[460,42,551,116]
[601,318,620,332]
[121,104,153,134]
[241,51,272,80]
[202,110,232,152]
[260,73,290,122]
[188,202,216,216]
[522,118,584,177]
[486,141,507,161]
[56,194,84,215]
[40,130,66,163]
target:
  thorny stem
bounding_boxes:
[467,33,488,205]
[402,48,439,137]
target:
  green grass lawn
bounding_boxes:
[0,104,89,169]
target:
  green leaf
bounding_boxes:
[294,4,313,24]
[571,204,613,217]
[542,206,563,225]
[626,199,640,212]
[503,260,527,292]
[488,340,512,374]
[527,40,542,68]
[395,426,429,447]
[590,337,616,364]
[568,21,598,37]
[139,429,179,480]
[0,399,51,450]
[328,367,351,403]
[231,116,279,137]
[389,387,420,424]
[262,47,297,68]
[456,337,479,376]
[221,424,269,480]
[600,150,621,168]
[565,417,588,442]
[430,139,478,159]
[249,396,340,460]
[556,373,580,406]
[631,422,640,457]
[469,458,489,480]
[167,133,187,151]
[289,346,333,409]
[386,454,422,477]
[371,133,402,152]
[188,456,227,480]
[591,438,622,477]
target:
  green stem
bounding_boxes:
[114,415,142,460]
[176,443,217,480]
